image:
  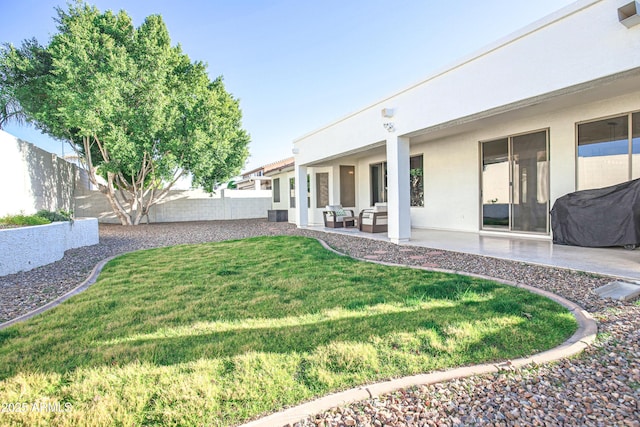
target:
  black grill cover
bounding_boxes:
[550,178,640,247]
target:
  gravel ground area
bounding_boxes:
[1,219,638,426]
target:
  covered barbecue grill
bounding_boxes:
[550,179,640,248]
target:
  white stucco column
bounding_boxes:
[386,135,411,243]
[294,164,308,227]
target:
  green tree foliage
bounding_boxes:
[0,41,31,129]
[0,91,26,129]
[0,2,249,225]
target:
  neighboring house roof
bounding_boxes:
[263,157,295,176]
[233,157,295,189]
[239,157,294,179]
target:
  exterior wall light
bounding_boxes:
[382,107,395,131]
[618,1,640,28]
[383,122,395,132]
[292,147,300,154]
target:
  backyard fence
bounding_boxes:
[0,131,78,217]
[74,187,272,223]
[1,130,273,223]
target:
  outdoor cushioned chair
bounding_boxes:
[322,205,355,228]
[358,202,388,233]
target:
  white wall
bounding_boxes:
[0,130,78,217]
[75,188,272,224]
[270,173,292,211]
[0,218,99,276]
[413,137,479,231]
[269,171,296,223]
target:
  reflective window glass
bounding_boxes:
[577,116,629,190]
[410,155,424,207]
[633,112,640,180]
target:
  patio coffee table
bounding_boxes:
[342,216,357,228]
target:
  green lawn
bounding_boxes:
[0,236,577,426]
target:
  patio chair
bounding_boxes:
[358,202,388,233]
[322,205,356,228]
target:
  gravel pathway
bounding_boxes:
[1,219,638,426]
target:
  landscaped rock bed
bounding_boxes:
[1,219,638,426]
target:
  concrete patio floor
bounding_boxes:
[304,225,640,282]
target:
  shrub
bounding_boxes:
[0,214,51,226]
[35,209,72,222]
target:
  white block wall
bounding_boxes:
[0,218,99,276]
[1,130,273,224]
[0,130,79,217]
[75,188,273,223]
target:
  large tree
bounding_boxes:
[0,2,250,225]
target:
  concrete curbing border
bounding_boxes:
[238,239,597,427]
[0,237,598,427]
[0,255,118,330]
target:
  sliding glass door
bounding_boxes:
[481,130,549,234]
[511,131,548,232]
[481,139,510,229]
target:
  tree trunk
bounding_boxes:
[81,136,185,226]
[103,172,133,225]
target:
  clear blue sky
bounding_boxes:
[1,0,575,172]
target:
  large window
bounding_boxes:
[273,178,280,203]
[370,155,424,206]
[289,176,310,208]
[316,173,329,208]
[634,112,640,180]
[410,155,424,207]
[577,112,640,190]
[289,177,295,208]
[370,162,387,204]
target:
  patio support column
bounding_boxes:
[295,164,308,227]
[386,135,411,243]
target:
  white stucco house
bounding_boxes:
[276,0,640,243]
